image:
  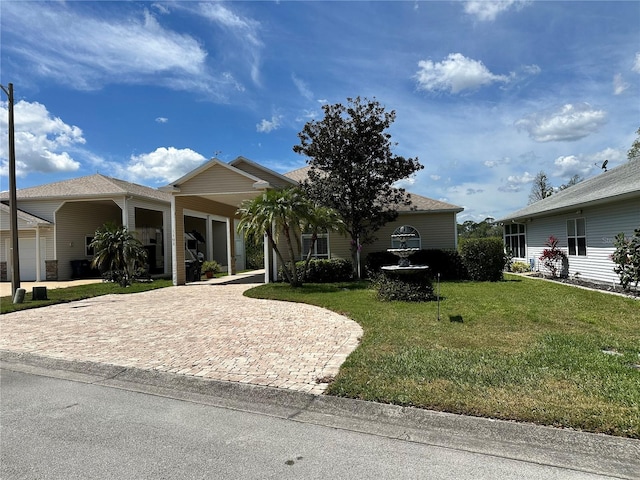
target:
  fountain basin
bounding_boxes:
[381,265,429,275]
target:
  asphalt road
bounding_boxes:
[1,366,634,480]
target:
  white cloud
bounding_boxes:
[553,155,593,178]
[256,115,282,133]
[507,172,536,184]
[613,73,629,95]
[522,64,541,75]
[1,4,210,93]
[292,74,314,101]
[0,100,83,177]
[125,147,206,183]
[155,117,169,124]
[193,3,262,85]
[497,171,535,193]
[633,53,640,73]
[463,0,530,22]
[515,103,607,142]
[430,174,441,181]
[415,53,510,94]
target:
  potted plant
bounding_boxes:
[201,260,220,279]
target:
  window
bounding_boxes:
[391,225,421,249]
[85,236,94,257]
[504,223,526,258]
[301,233,329,259]
[567,218,586,256]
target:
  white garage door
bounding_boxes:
[5,238,46,281]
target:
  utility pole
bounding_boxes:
[1,83,21,297]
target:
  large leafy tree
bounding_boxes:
[457,217,502,239]
[237,188,309,287]
[90,223,148,287]
[293,97,423,277]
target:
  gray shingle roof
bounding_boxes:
[283,166,463,213]
[0,174,171,203]
[498,159,640,222]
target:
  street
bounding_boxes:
[0,368,625,480]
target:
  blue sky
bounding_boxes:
[1,0,639,221]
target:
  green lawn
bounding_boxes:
[244,275,640,438]
[0,279,173,314]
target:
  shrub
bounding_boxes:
[365,249,468,280]
[371,271,434,302]
[279,258,353,283]
[510,261,531,273]
[611,228,640,291]
[539,236,568,278]
[459,237,507,282]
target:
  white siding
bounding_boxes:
[524,198,640,284]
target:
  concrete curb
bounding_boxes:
[1,350,638,479]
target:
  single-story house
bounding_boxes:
[498,159,640,284]
[1,156,463,285]
[0,174,173,281]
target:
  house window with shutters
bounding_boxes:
[567,218,586,256]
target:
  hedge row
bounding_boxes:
[279,258,353,283]
[366,240,507,282]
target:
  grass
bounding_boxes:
[0,279,173,314]
[244,275,640,438]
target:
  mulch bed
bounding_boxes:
[527,273,640,298]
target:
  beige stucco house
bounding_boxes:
[1,156,463,285]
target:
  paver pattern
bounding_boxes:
[0,280,362,394]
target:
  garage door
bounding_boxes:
[4,238,46,281]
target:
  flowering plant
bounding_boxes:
[539,236,567,277]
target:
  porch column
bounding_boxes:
[171,196,184,285]
[163,209,171,276]
[35,226,42,282]
[206,215,214,261]
[263,232,271,283]
[226,218,235,275]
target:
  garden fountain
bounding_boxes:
[382,225,428,274]
[378,226,433,302]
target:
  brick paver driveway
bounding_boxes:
[0,278,363,394]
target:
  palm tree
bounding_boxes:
[237,188,310,287]
[90,223,148,287]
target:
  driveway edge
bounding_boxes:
[1,350,638,479]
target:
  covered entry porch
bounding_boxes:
[163,157,297,286]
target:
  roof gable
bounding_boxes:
[229,156,297,189]
[499,159,640,222]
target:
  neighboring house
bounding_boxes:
[498,159,640,284]
[1,156,463,285]
[0,174,173,281]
